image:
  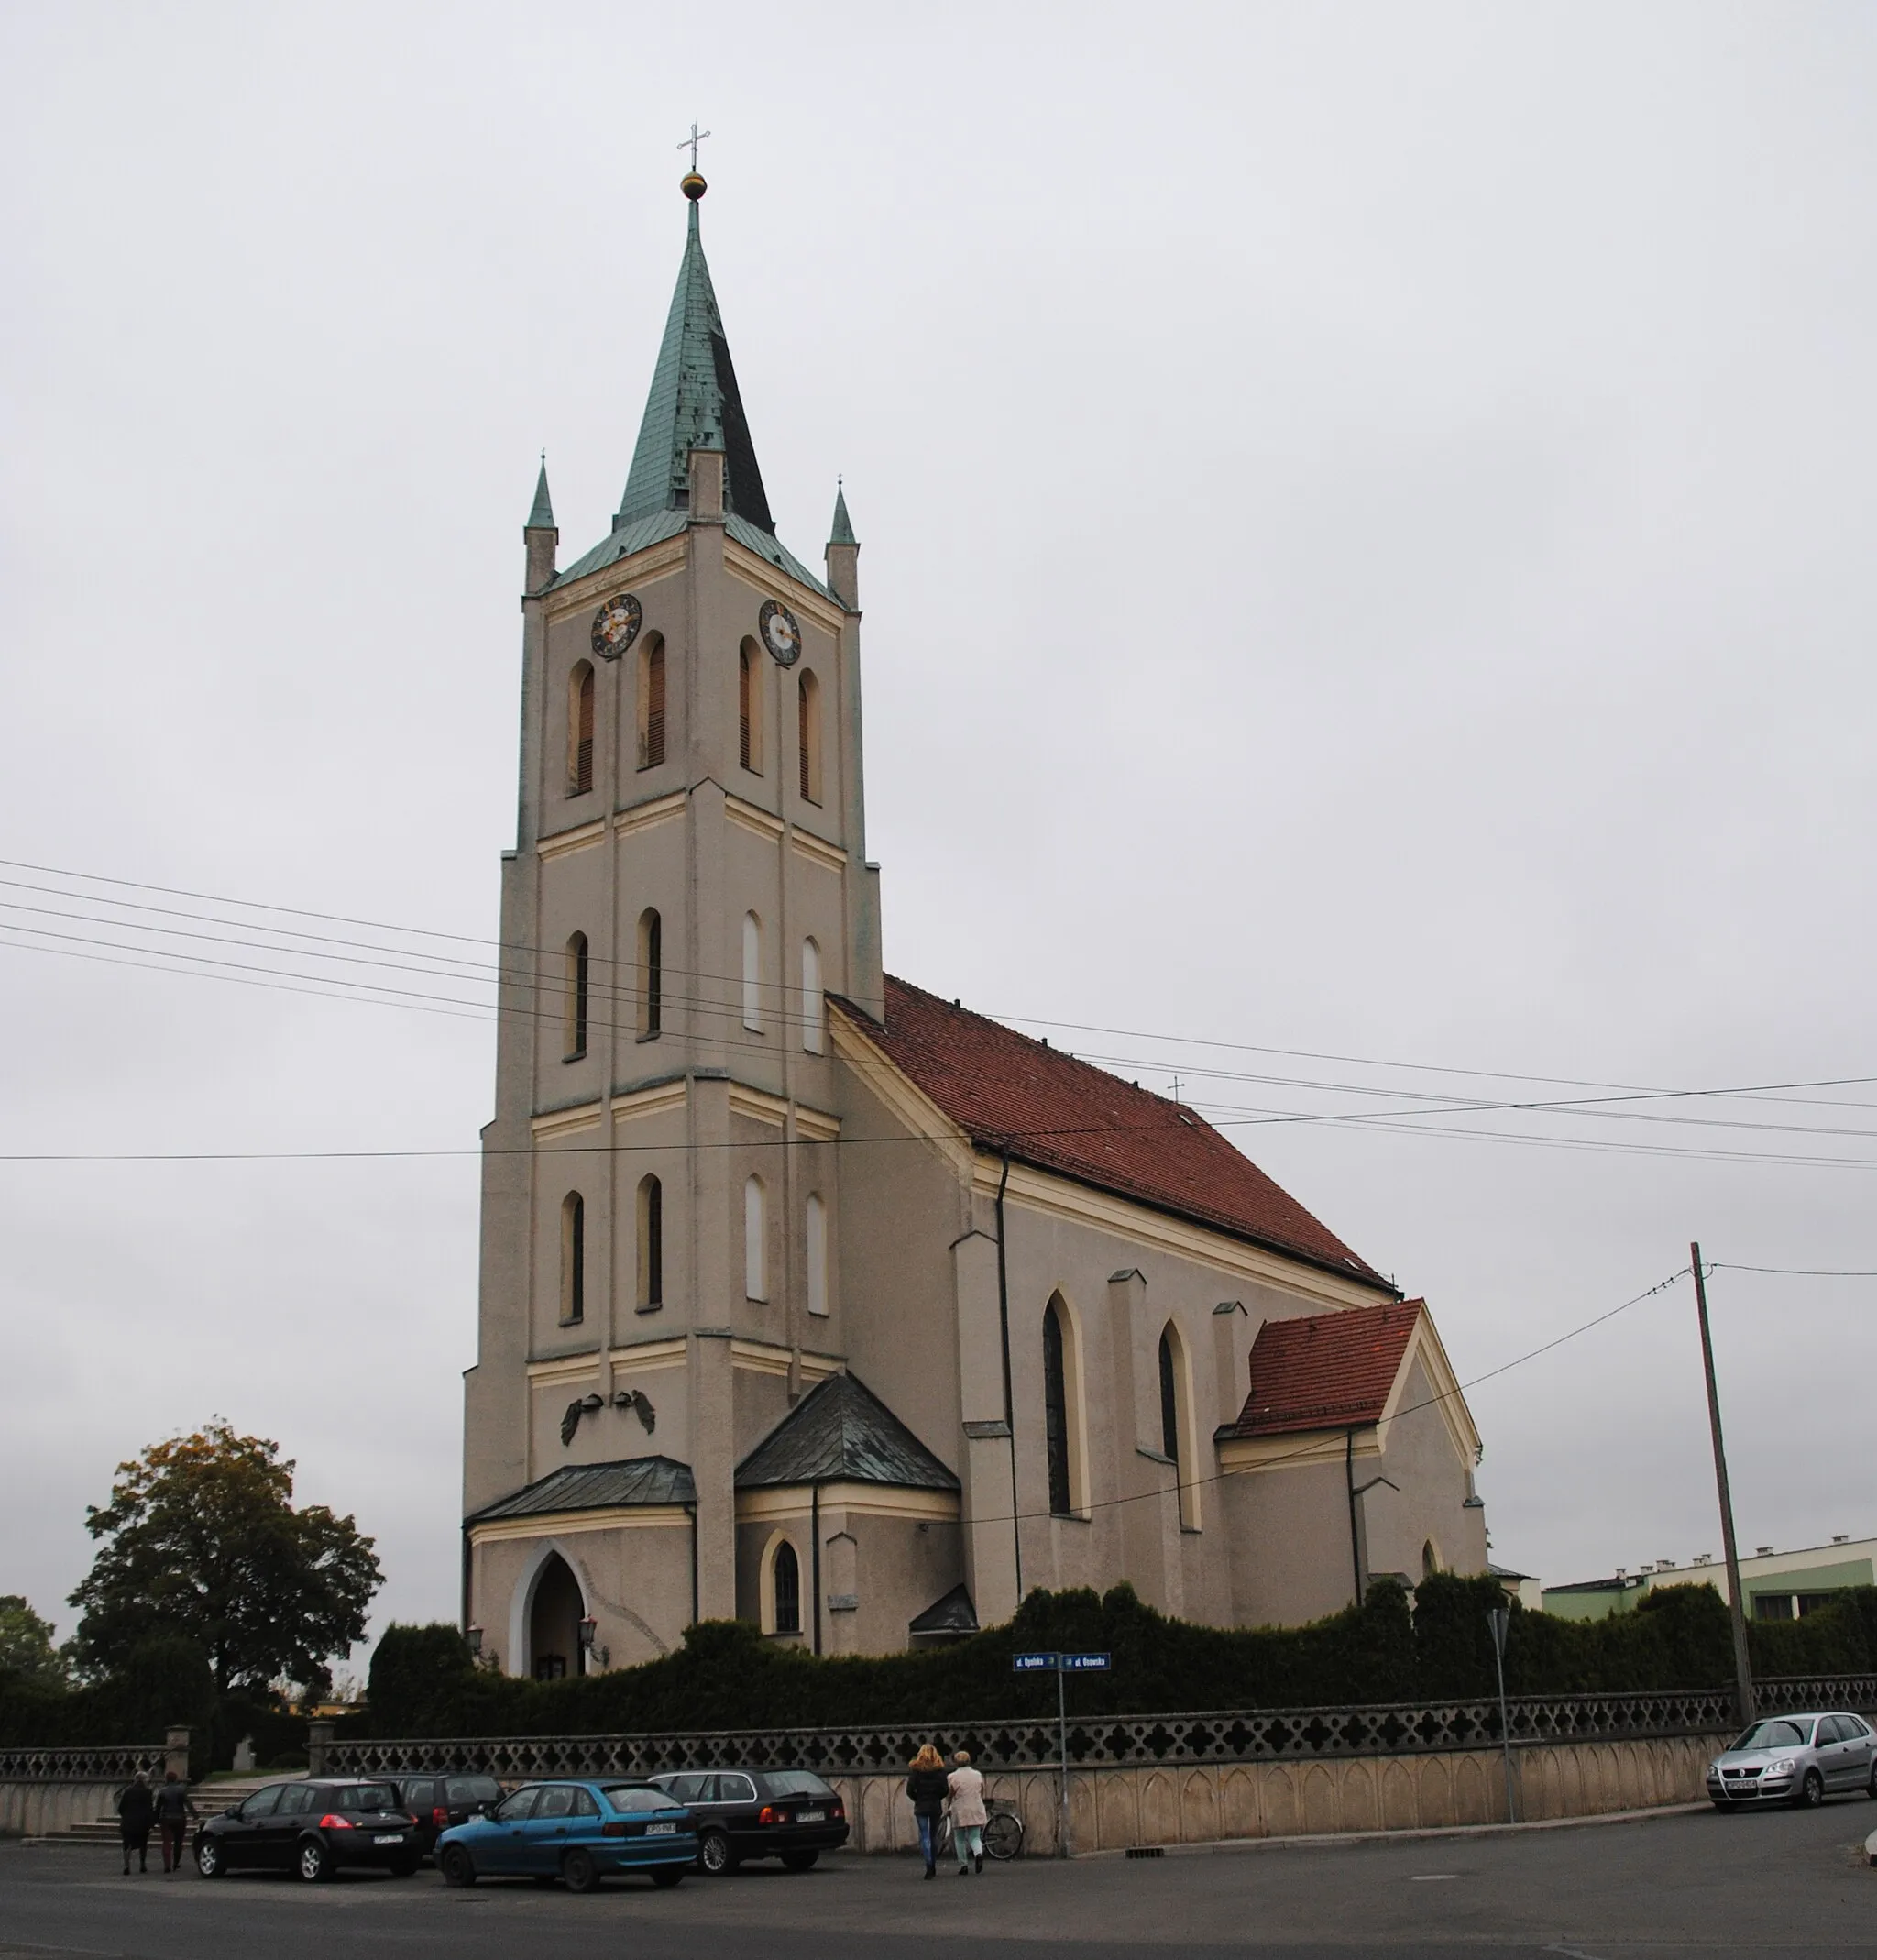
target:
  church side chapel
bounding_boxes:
[461,167,1488,1679]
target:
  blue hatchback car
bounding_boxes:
[436,1779,697,1892]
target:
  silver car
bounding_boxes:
[1707,1711,1877,1810]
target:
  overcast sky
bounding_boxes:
[4,3,1874,1679]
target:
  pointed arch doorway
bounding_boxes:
[528,1551,585,1680]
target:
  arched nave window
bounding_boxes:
[1043,1294,1077,1517]
[765,1536,802,1635]
[1158,1321,1199,1529]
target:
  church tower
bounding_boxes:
[462,171,884,1677]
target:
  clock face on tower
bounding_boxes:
[590,592,642,660]
[759,599,802,666]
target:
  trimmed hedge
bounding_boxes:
[352,1579,1877,1742]
[0,1635,214,1762]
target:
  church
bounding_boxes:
[460,171,1488,1679]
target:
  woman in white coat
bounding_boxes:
[947,1749,989,1875]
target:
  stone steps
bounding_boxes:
[23,1777,306,1847]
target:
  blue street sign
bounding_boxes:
[1062,1652,1111,1671]
[1012,1651,1059,1672]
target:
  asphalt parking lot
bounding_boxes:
[3,1800,1875,1959]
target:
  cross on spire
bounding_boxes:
[678,122,712,171]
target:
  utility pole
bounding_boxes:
[1690,1242,1754,1725]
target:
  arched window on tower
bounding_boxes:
[738,638,763,774]
[743,1175,767,1301]
[742,912,763,1032]
[800,938,822,1053]
[806,1192,828,1316]
[564,932,588,1060]
[797,668,822,804]
[1043,1296,1073,1516]
[636,1173,663,1311]
[568,662,595,797]
[637,908,662,1040]
[637,635,666,770]
[560,1192,585,1326]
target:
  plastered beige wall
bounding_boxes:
[827,1733,1718,1855]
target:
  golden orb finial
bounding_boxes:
[681,171,707,202]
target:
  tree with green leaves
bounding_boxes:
[0,1596,66,1684]
[68,1421,382,1696]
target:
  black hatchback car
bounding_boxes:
[646,1768,848,1873]
[194,1778,420,1883]
[387,1772,506,1858]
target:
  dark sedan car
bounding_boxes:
[194,1778,419,1882]
[647,1768,848,1874]
[387,1772,506,1858]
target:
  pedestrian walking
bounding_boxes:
[154,1770,197,1875]
[947,1749,988,1876]
[116,1772,156,1876]
[906,1744,950,1878]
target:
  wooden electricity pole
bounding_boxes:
[1690,1242,1754,1724]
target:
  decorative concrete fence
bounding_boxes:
[318,1676,1877,1854]
[0,1732,191,1839]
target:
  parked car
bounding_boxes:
[435,1778,697,1892]
[387,1772,505,1858]
[646,1768,849,1874]
[194,1778,420,1882]
[1707,1711,1877,1809]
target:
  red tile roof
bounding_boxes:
[833,976,1387,1283]
[1224,1298,1427,1437]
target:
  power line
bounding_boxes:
[964,1267,1691,1529]
[1707,1261,1877,1278]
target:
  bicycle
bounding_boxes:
[939,1797,1025,1862]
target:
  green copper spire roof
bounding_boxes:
[829,479,856,545]
[526,455,555,530]
[614,198,774,535]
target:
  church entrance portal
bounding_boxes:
[528,1552,585,1680]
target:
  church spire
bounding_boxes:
[829,479,856,546]
[614,176,774,536]
[524,451,557,594]
[526,454,555,531]
[825,478,860,611]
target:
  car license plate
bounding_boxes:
[796,1809,825,1822]
[373,1833,401,1844]
[645,1822,676,1836]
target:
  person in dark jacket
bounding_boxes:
[154,1771,197,1875]
[116,1772,156,1875]
[905,1745,949,1878]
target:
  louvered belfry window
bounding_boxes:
[571,663,595,796]
[738,644,753,772]
[641,641,666,769]
[797,669,822,803]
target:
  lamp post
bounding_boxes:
[577,1616,598,1675]
[1487,1607,1517,1822]
[466,1624,483,1659]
